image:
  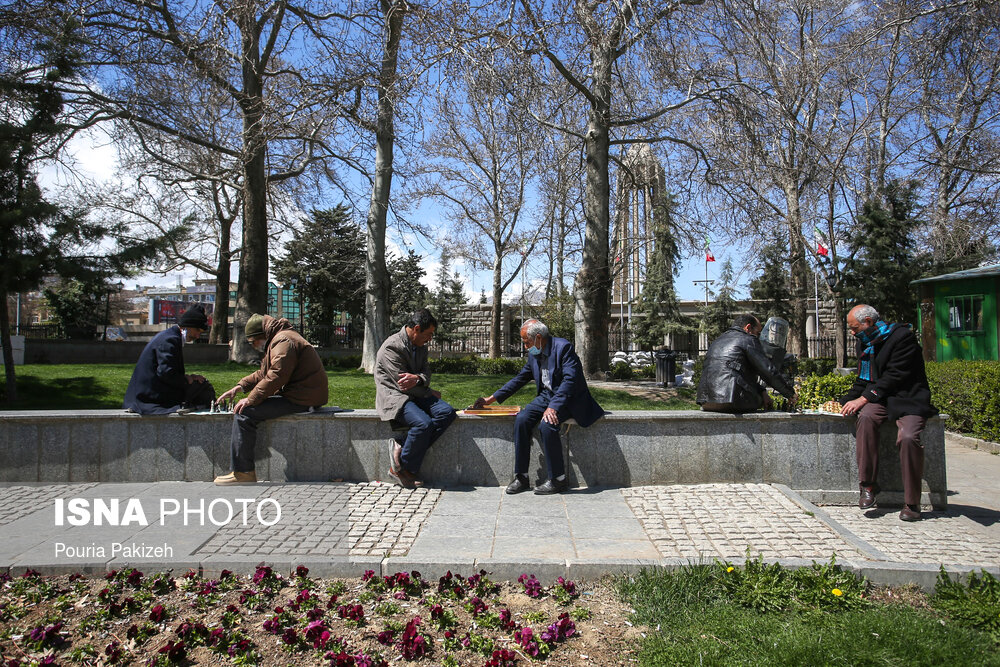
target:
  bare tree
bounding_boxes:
[505,0,707,378]
[415,53,542,357]
[69,0,359,361]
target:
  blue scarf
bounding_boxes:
[856,320,900,381]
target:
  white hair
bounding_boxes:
[853,304,880,322]
[523,319,549,339]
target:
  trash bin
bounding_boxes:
[654,348,677,388]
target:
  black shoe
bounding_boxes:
[505,475,530,495]
[858,484,877,510]
[534,478,568,495]
[899,505,921,522]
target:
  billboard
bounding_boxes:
[150,299,215,326]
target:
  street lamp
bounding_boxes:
[102,281,124,341]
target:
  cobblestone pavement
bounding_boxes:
[0,484,97,526]
[624,483,866,561]
[821,505,1000,565]
[194,482,439,559]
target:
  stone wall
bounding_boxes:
[0,410,947,509]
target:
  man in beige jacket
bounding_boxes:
[375,308,456,488]
[214,314,328,485]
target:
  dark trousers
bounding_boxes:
[231,396,312,472]
[514,390,570,480]
[184,380,215,408]
[395,396,457,474]
[854,401,927,506]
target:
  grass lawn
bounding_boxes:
[0,364,698,411]
[616,562,1000,666]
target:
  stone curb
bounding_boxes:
[946,430,1000,455]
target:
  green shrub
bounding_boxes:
[610,361,634,380]
[798,357,838,376]
[429,356,479,374]
[325,354,361,369]
[476,357,525,376]
[926,360,1000,442]
[691,355,705,390]
[638,364,656,379]
[932,568,1000,643]
[796,373,856,410]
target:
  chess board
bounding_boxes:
[462,405,521,416]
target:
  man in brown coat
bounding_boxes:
[214,314,328,485]
[375,308,456,488]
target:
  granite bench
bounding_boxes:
[0,410,947,508]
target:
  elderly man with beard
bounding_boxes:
[213,314,328,485]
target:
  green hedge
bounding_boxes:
[429,355,526,376]
[796,373,856,410]
[926,360,1000,443]
[797,357,839,376]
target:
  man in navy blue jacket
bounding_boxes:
[123,304,215,414]
[473,319,604,495]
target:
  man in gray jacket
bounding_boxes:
[697,313,796,413]
[375,309,457,488]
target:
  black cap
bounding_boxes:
[179,304,209,330]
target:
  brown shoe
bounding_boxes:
[899,505,921,522]
[214,471,257,485]
[389,440,424,488]
[859,484,877,510]
[388,465,417,489]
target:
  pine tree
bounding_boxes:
[273,205,365,343]
[700,259,740,343]
[388,250,430,330]
[431,250,467,345]
[749,231,792,322]
[633,194,691,349]
[840,181,923,323]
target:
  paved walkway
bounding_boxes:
[1,436,997,588]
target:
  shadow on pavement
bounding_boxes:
[864,504,1000,527]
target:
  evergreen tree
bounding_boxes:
[431,250,467,345]
[388,250,430,330]
[632,194,691,349]
[749,231,792,322]
[272,206,365,344]
[700,259,740,343]
[840,181,923,323]
[1,17,173,400]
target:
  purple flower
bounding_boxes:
[281,628,298,646]
[376,630,394,645]
[149,604,166,622]
[296,565,310,578]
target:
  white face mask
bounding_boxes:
[180,328,189,342]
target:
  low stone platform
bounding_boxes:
[0,410,947,508]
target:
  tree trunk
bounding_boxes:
[574,57,613,379]
[833,294,848,368]
[210,225,232,345]
[231,22,269,363]
[361,0,405,374]
[491,257,503,357]
[782,186,808,357]
[1,302,17,403]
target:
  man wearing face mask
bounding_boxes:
[213,313,328,485]
[840,304,938,521]
[123,303,215,414]
[472,319,604,495]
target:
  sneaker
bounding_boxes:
[214,471,257,485]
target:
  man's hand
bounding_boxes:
[233,398,252,414]
[397,372,419,391]
[841,396,868,416]
[471,395,496,410]
[542,407,559,425]
[218,387,240,403]
[186,374,206,384]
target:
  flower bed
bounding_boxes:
[0,566,639,666]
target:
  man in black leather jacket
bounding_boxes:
[697,314,796,413]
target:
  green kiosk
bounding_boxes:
[911,264,1000,362]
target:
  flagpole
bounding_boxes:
[704,255,709,306]
[814,271,819,357]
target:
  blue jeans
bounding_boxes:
[514,390,571,480]
[231,396,312,472]
[395,396,457,474]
